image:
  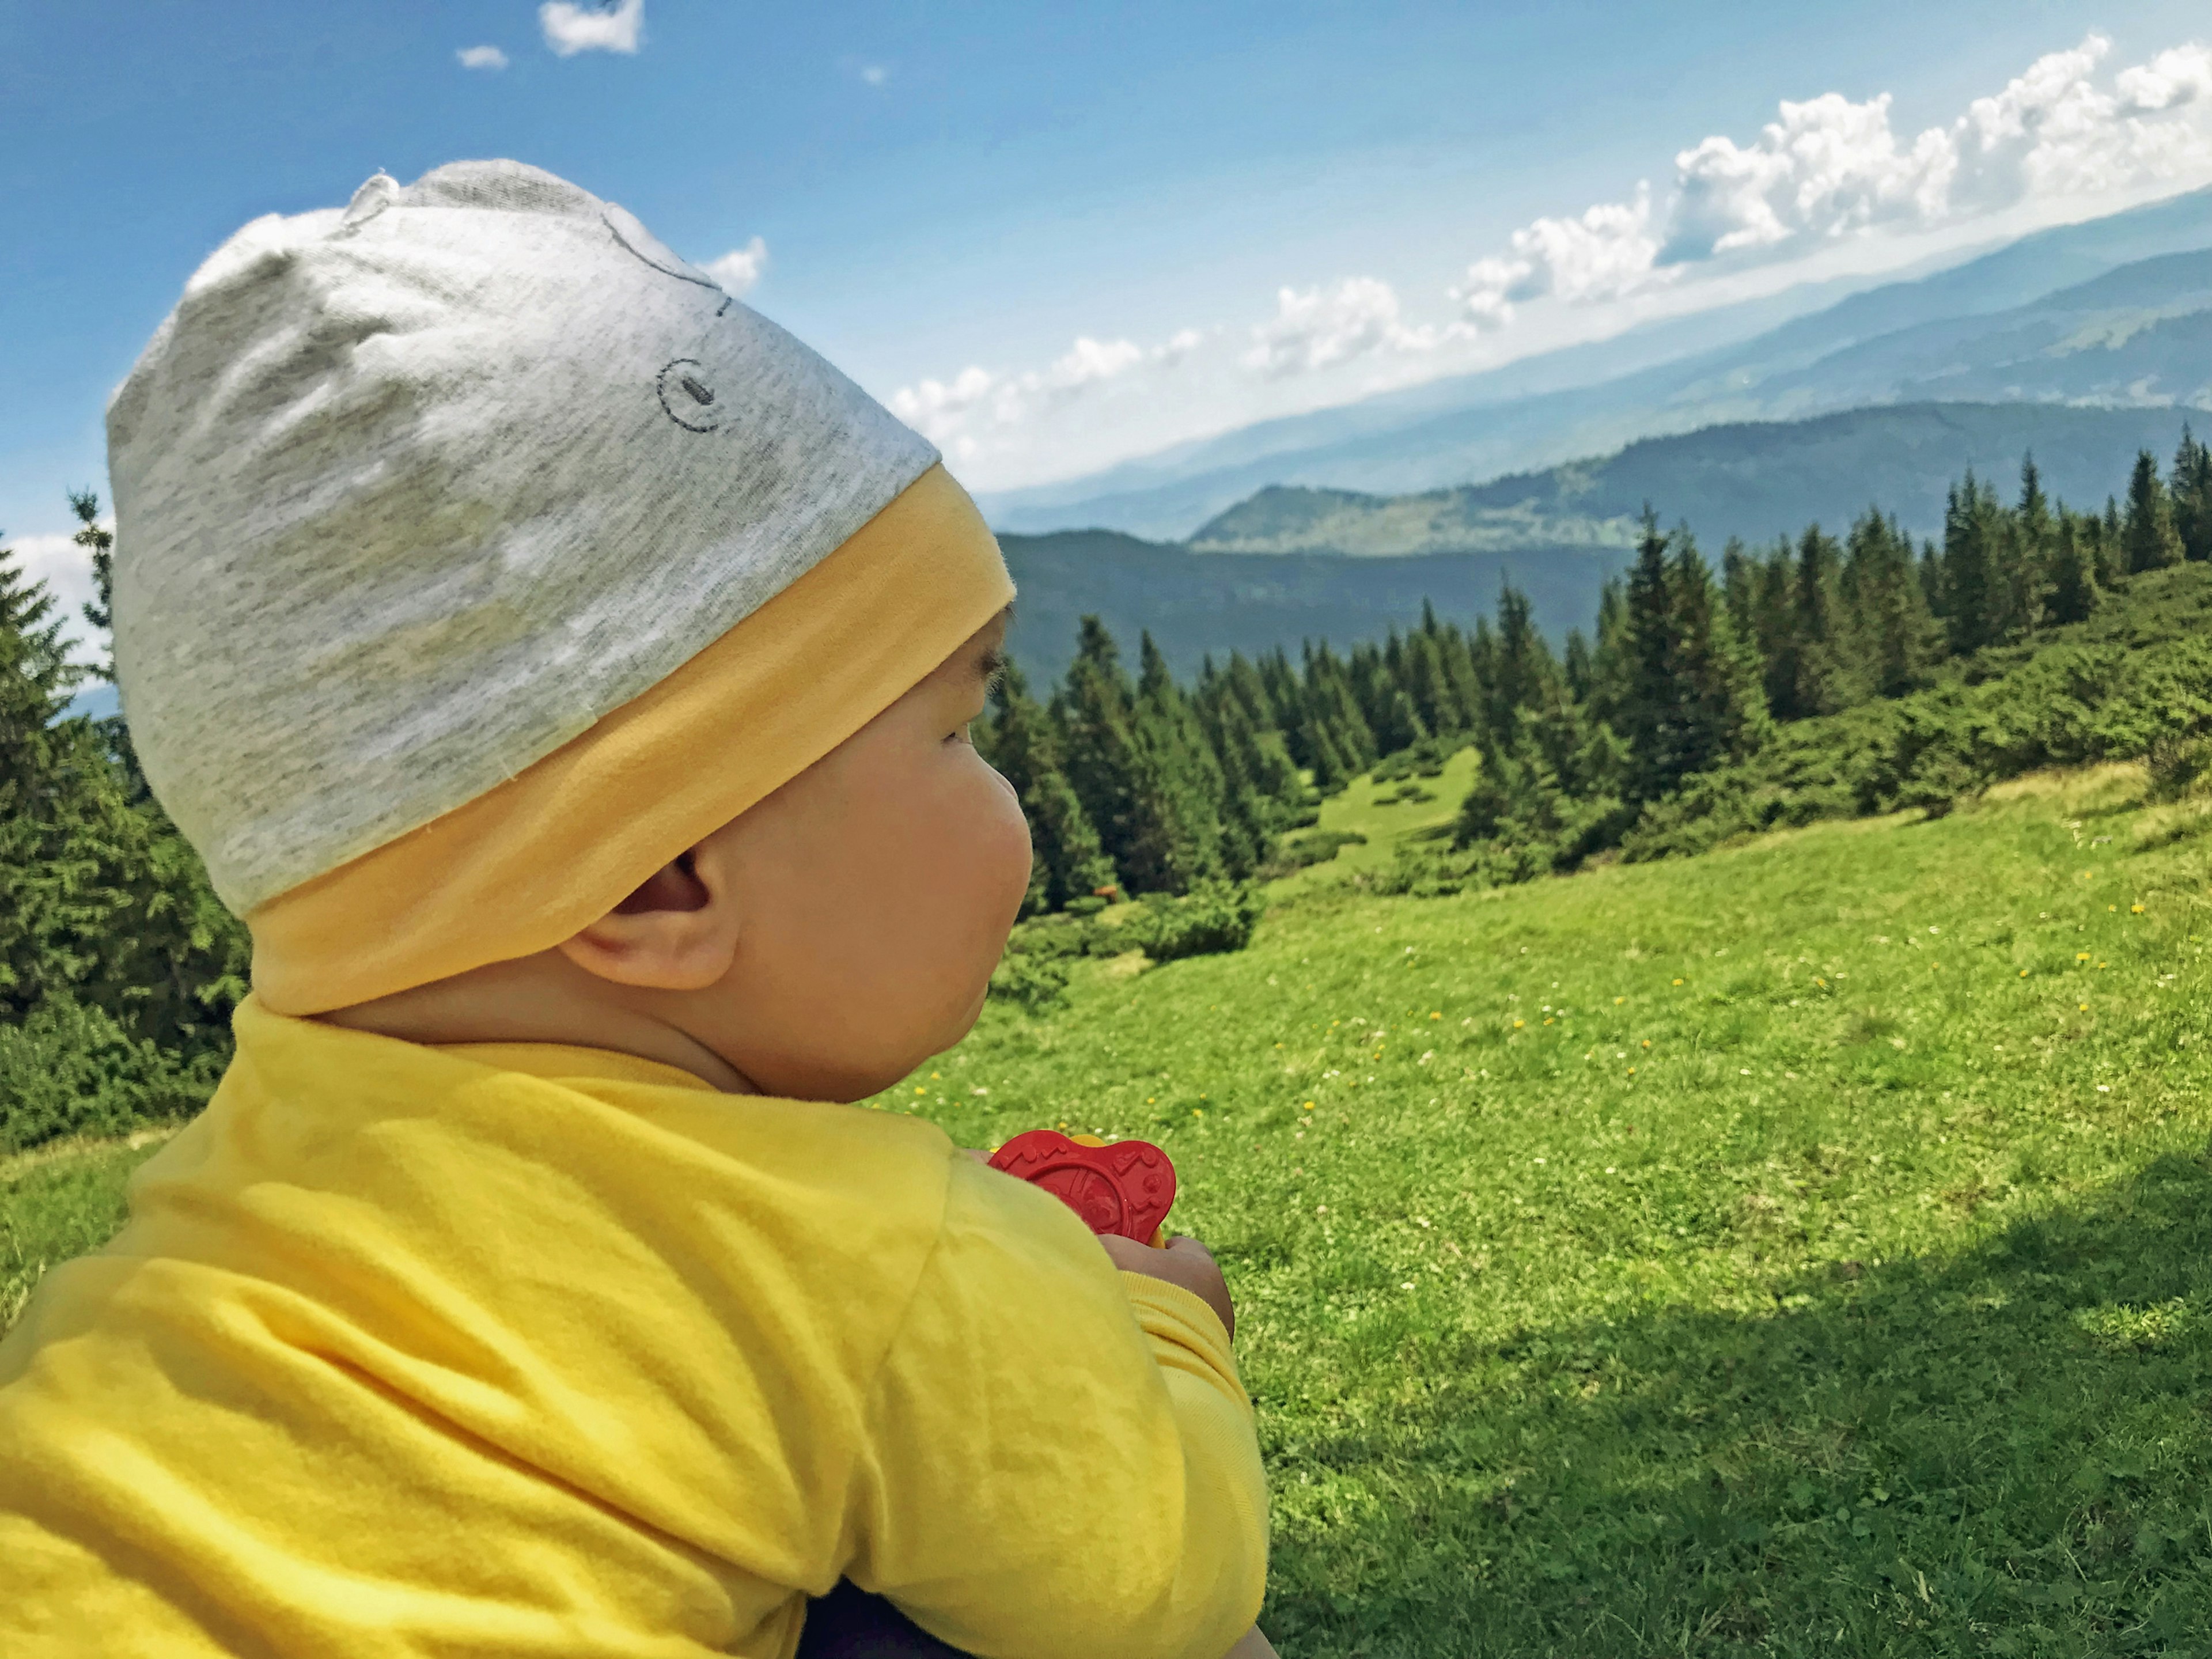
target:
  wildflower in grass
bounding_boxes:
[1513,1018,1525,1028]
[1672,978,1684,986]
[2080,1003,2090,1012]
[1430,1011,1441,1020]
[2020,969,2029,977]
[2079,952,2092,961]
[1303,1101,1315,1111]
[2133,903,2146,914]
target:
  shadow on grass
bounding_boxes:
[1262,1148,2212,1658]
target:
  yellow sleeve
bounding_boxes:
[843,1154,1268,1659]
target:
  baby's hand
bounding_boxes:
[1099,1233,1234,1340]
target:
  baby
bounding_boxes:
[0,161,1271,1657]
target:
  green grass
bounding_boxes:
[1280,744,1481,885]
[10,762,2212,1654]
[892,763,2212,1656]
[1,1130,173,1329]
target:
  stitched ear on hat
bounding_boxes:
[601,200,721,293]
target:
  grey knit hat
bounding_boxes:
[108,160,937,914]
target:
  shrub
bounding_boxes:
[1262,828,1367,878]
[1126,881,1266,961]
[986,952,1073,1013]
[1370,735,1465,785]
[0,997,220,1156]
[2147,732,2212,802]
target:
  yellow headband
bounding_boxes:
[249,465,1014,1014]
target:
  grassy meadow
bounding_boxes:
[7,759,2211,1653]
[893,763,2212,1656]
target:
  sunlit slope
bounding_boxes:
[900,766,2212,1656]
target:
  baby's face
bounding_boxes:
[674,613,1031,1100]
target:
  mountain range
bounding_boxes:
[979,186,2212,543]
[1185,402,2202,559]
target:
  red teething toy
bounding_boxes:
[987,1130,1177,1245]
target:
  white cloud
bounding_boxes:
[456,44,509,71]
[1244,277,1455,377]
[703,237,768,298]
[860,64,889,88]
[540,0,643,57]
[1457,33,2212,325]
[891,331,1196,459]
[2118,44,2212,112]
[1455,184,1662,327]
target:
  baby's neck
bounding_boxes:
[317,955,756,1093]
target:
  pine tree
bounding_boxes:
[1301,643,1376,777]
[1719,538,1759,651]
[1400,610,1460,740]
[2122,449,2183,573]
[1665,531,1769,779]
[1053,616,1146,892]
[1617,510,1676,800]
[2095,497,2126,588]
[1562,629,1595,706]
[68,489,115,678]
[1844,510,1940,699]
[1747,541,1794,714]
[977,660,1114,914]
[1940,474,2000,656]
[1769,524,1850,719]
[0,540,89,1017]
[2002,454,2052,638]
[2171,426,2212,563]
[1486,584,1555,749]
[2045,512,2099,626]
[1128,632,1226,892]
[0,539,245,1052]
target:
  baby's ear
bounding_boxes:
[558,847,740,990]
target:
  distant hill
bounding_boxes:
[979,186,2212,541]
[997,530,1626,684]
[1189,403,2207,556]
[997,399,2203,683]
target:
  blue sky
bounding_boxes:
[5,0,2211,596]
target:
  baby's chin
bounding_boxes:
[694,978,995,1103]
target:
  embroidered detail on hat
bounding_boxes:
[656,358,723,433]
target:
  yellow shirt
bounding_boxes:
[0,1001,1267,1657]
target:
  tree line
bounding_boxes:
[982,433,2212,907]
